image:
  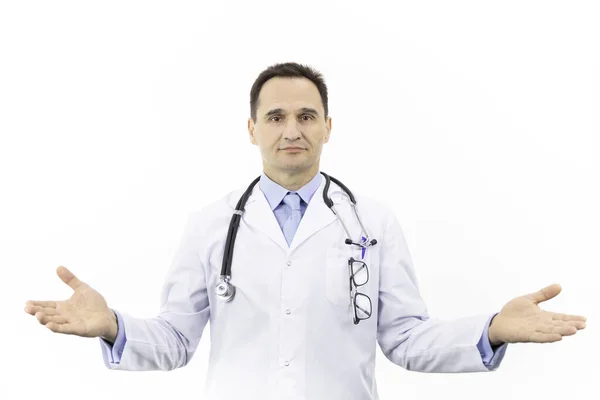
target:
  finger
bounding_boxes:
[552,319,587,330]
[46,321,79,335]
[528,332,563,343]
[35,311,69,326]
[526,284,562,304]
[552,313,587,322]
[540,323,578,336]
[25,300,57,310]
[556,325,577,336]
[25,306,58,315]
[27,306,59,316]
[56,266,84,291]
[569,320,586,330]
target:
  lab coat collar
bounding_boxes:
[242,172,339,253]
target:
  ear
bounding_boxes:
[323,116,332,144]
[248,117,257,145]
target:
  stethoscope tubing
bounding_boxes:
[215,172,376,303]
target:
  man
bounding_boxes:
[25,62,587,400]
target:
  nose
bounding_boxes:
[282,118,301,141]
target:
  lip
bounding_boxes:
[280,147,305,151]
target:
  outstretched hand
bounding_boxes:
[488,284,587,345]
[24,266,116,339]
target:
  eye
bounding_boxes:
[268,116,282,122]
[301,114,314,121]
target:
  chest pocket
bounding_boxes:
[325,244,379,309]
[325,247,351,306]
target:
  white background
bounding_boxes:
[1,1,598,399]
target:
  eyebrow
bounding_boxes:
[264,107,320,118]
[299,107,319,116]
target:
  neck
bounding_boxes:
[263,164,320,192]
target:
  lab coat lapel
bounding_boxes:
[241,185,290,251]
[288,177,338,252]
[239,174,341,252]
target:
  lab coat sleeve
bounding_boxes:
[376,212,508,373]
[100,211,211,371]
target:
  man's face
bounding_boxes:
[248,77,332,175]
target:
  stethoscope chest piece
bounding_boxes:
[215,277,235,302]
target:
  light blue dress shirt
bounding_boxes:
[101,171,504,368]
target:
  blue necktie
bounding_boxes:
[282,192,302,246]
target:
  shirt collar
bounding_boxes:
[259,171,322,210]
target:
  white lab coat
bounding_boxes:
[101,174,507,400]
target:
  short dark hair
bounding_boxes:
[249,62,329,121]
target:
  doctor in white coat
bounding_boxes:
[25,62,587,400]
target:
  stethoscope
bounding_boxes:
[215,171,378,303]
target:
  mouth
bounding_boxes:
[280,147,305,152]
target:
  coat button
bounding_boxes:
[284,361,290,366]
[287,261,292,266]
[285,309,291,315]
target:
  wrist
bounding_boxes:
[101,310,118,343]
[488,315,503,346]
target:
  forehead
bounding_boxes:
[257,77,323,114]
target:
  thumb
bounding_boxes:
[56,266,85,291]
[526,283,562,304]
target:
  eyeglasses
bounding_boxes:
[348,257,372,325]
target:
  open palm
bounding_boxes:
[489,284,587,344]
[24,266,113,338]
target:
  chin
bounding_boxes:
[275,162,308,172]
